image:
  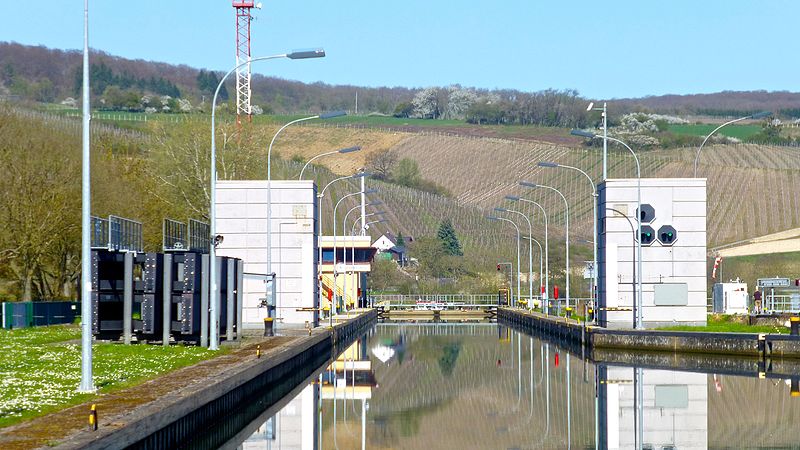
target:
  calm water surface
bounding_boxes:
[227,322,800,449]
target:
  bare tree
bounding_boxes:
[365,148,398,180]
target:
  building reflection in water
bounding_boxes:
[234,324,800,449]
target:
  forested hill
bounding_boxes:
[614,91,800,118]
[2,41,800,119]
[0,41,414,114]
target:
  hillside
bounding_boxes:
[5,100,800,301]
[5,42,800,119]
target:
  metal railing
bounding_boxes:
[370,294,592,315]
[763,294,800,313]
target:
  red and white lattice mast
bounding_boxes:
[233,1,259,124]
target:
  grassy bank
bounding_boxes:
[657,314,788,334]
[0,325,223,427]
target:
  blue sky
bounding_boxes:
[0,1,796,98]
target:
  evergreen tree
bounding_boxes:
[436,219,462,256]
[396,232,405,247]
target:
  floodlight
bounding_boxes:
[571,129,596,139]
[320,110,346,119]
[287,48,326,59]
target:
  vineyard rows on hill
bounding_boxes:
[388,133,800,246]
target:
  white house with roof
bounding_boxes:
[372,233,410,265]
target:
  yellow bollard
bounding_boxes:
[256,344,261,359]
[89,404,97,431]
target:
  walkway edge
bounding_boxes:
[498,307,800,359]
[56,309,377,450]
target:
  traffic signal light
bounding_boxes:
[637,204,655,223]
[497,264,501,271]
[641,225,656,245]
[658,225,677,245]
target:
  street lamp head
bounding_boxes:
[586,102,594,112]
[494,207,508,213]
[486,216,499,221]
[519,181,538,189]
[750,111,772,120]
[504,195,521,202]
[368,201,383,207]
[570,129,596,139]
[287,48,326,59]
[319,110,347,119]
[363,188,378,195]
[537,161,559,168]
[352,171,371,178]
[338,145,361,154]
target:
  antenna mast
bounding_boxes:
[233,1,257,124]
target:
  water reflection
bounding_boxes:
[233,322,800,449]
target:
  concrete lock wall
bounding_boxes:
[216,180,317,327]
[599,178,707,328]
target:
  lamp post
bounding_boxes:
[607,207,637,328]
[571,129,643,328]
[299,146,362,180]
[318,172,370,323]
[487,216,521,307]
[342,203,382,311]
[79,0,94,392]
[505,195,550,313]
[522,235,544,308]
[333,188,377,317]
[519,182,570,313]
[693,111,771,177]
[266,110,345,330]
[538,161,598,318]
[496,207,533,308]
[210,49,325,350]
[349,213,384,299]
[585,102,608,180]
[353,218,386,308]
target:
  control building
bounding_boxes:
[598,178,707,328]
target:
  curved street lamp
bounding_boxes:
[607,207,638,328]
[267,109,346,310]
[505,195,550,312]
[209,49,325,350]
[538,161,598,317]
[299,146,362,180]
[333,188,377,317]
[571,129,643,328]
[342,203,382,311]
[522,235,544,308]
[487,215,522,307]
[693,111,771,177]
[317,172,370,323]
[519,182,570,314]
[496,207,534,308]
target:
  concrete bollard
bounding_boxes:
[263,318,274,337]
[791,317,800,336]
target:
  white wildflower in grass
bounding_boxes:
[0,325,216,427]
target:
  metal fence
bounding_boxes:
[2,301,80,329]
[763,294,800,313]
